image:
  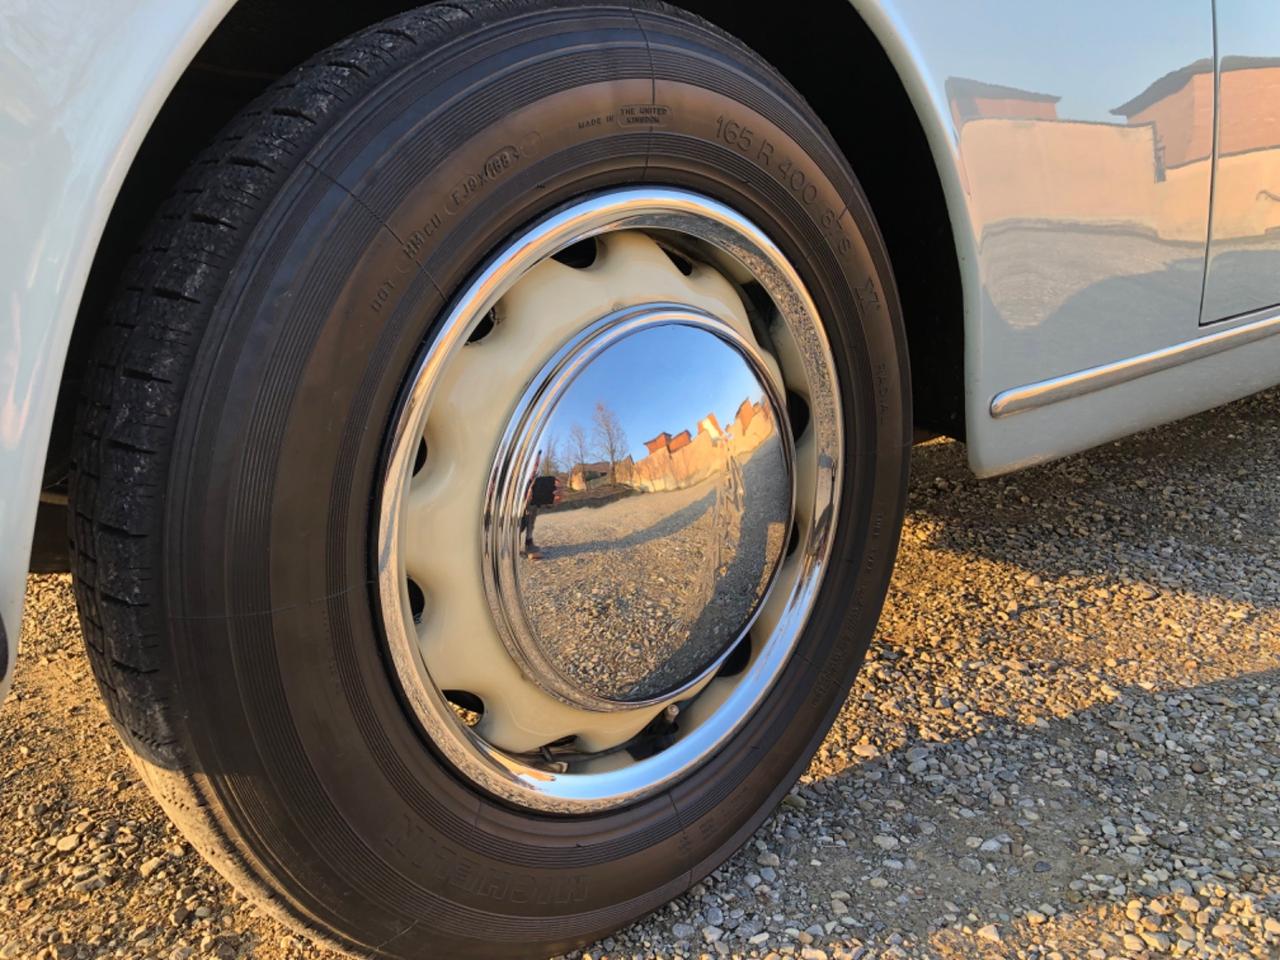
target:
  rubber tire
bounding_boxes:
[68,3,910,957]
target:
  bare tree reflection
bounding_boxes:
[592,401,628,483]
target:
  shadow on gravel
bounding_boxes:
[535,483,717,560]
[905,388,1280,611]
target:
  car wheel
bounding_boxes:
[68,2,909,957]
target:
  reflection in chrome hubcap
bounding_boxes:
[485,307,795,710]
[376,188,843,812]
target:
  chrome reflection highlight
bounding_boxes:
[485,308,794,710]
[376,188,842,812]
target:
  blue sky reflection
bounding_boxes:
[541,324,767,464]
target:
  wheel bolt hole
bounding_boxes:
[406,578,426,623]
[786,389,811,440]
[785,520,800,558]
[715,633,753,679]
[444,690,484,727]
[661,247,694,276]
[467,309,497,344]
[551,236,599,269]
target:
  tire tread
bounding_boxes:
[67,2,525,944]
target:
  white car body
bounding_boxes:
[1,0,234,698]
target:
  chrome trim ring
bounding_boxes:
[483,304,796,712]
[376,188,843,813]
[989,302,1280,418]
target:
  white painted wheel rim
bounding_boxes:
[376,188,843,813]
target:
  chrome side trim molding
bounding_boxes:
[990,306,1280,419]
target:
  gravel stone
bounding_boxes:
[138,856,165,879]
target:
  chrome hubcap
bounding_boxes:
[484,305,795,711]
[376,188,842,812]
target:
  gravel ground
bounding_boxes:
[3,387,1279,960]
[521,442,788,701]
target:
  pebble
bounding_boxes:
[139,856,165,879]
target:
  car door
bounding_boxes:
[1199,0,1280,322]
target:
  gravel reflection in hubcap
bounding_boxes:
[485,308,795,710]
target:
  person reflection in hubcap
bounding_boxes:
[520,451,561,561]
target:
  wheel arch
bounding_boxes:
[48,0,970,503]
[28,0,970,601]
[672,0,971,443]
